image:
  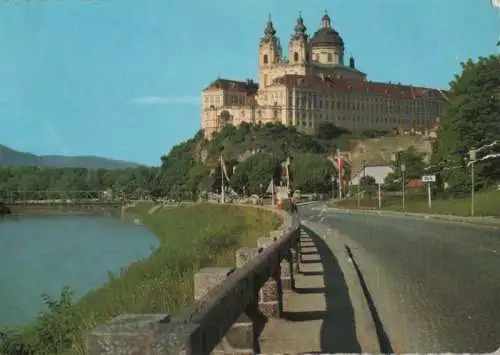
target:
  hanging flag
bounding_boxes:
[266,179,274,193]
[337,156,344,187]
[220,155,230,182]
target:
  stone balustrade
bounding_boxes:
[87,207,301,354]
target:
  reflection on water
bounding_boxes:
[0,215,159,327]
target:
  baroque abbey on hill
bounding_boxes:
[201,11,448,138]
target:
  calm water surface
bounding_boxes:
[0,215,159,327]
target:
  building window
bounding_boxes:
[263,54,268,64]
[327,53,333,62]
[293,52,299,62]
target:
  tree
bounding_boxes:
[360,175,377,199]
[433,55,500,195]
[384,146,426,190]
[229,153,281,195]
[316,123,350,140]
[289,153,336,194]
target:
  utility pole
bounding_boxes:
[377,182,382,209]
[469,148,476,216]
[401,163,406,209]
[427,181,432,209]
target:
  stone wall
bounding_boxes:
[87,207,301,354]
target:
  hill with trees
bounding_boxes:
[0,123,389,200]
[0,144,141,170]
[157,122,393,199]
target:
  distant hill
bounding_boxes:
[0,144,142,170]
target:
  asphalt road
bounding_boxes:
[300,203,500,353]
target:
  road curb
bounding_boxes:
[301,220,381,353]
[297,201,317,206]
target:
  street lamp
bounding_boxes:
[401,163,406,209]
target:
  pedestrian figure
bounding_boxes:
[288,192,298,214]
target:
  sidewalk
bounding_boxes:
[258,227,379,354]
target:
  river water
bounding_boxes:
[0,215,159,328]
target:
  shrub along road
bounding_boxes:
[300,203,500,353]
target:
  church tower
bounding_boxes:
[259,15,281,90]
[288,12,310,66]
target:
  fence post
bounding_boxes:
[194,267,254,354]
[257,237,282,318]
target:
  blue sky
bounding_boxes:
[0,0,498,166]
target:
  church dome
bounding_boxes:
[310,27,344,47]
[310,11,344,48]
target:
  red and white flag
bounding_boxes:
[337,156,345,186]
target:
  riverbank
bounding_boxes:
[0,203,281,355]
[6,204,122,218]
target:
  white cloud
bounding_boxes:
[132,95,199,105]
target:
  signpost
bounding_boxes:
[376,177,384,209]
[422,175,436,208]
[401,163,406,209]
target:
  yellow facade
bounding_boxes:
[201,11,447,139]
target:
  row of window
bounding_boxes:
[264,50,340,65]
[204,95,250,107]
[294,116,433,128]
[289,92,432,111]
[291,99,428,115]
[293,111,431,125]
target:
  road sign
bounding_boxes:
[422,175,436,182]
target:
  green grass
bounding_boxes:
[336,189,500,217]
[0,203,281,355]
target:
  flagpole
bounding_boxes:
[220,155,225,204]
[497,6,500,53]
[286,157,291,193]
[337,149,343,200]
[493,0,500,52]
